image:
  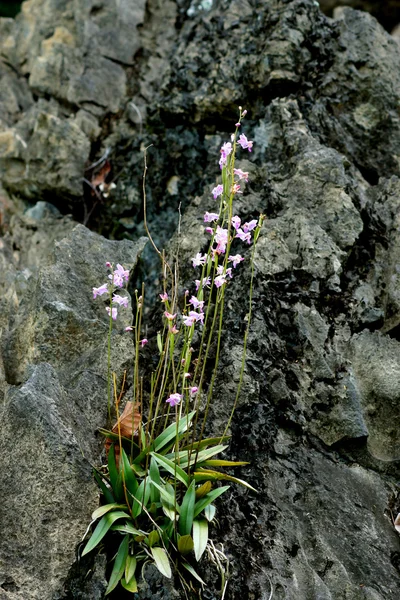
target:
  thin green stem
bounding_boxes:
[107,288,113,426]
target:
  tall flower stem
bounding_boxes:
[107,289,113,425]
[221,219,263,440]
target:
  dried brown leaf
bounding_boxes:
[105,402,141,461]
[91,161,111,189]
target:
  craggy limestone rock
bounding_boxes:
[0,225,146,600]
[0,0,146,203]
[318,0,400,32]
[2,0,400,599]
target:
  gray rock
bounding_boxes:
[1,0,145,114]
[350,331,400,461]
[0,363,97,600]
[0,102,91,201]
[261,435,400,599]
[0,225,146,600]
[1,0,400,598]
[308,7,400,178]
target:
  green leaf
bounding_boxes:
[193,519,208,562]
[140,425,146,450]
[153,411,195,453]
[99,429,140,457]
[125,554,137,584]
[162,506,177,521]
[149,457,161,503]
[159,521,174,549]
[105,534,129,595]
[195,481,212,499]
[178,534,194,555]
[131,476,151,519]
[181,561,206,587]
[82,511,130,556]
[159,432,188,456]
[150,480,177,510]
[181,436,230,452]
[204,504,216,522]
[147,530,160,547]
[121,576,138,592]
[149,481,178,521]
[93,470,115,504]
[108,445,124,502]
[194,469,258,492]
[157,332,163,354]
[110,523,143,536]
[151,452,189,487]
[179,480,196,536]
[121,449,139,505]
[193,486,230,519]
[133,411,196,465]
[178,445,228,469]
[91,503,128,520]
[151,547,172,578]
[131,463,146,477]
[201,459,249,467]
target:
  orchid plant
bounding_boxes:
[83,108,263,596]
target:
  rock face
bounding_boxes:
[1,1,400,599]
[318,0,400,32]
[0,223,146,600]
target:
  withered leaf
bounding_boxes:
[105,402,141,461]
[91,161,111,189]
[112,401,141,439]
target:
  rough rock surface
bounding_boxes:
[0,224,146,600]
[1,1,400,599]
[318,0,400,32]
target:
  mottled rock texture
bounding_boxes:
[318,0,400,32]
[0,224,146,600]
[1,0,400,599]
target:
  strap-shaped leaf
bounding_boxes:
[105,534,129,595]
[151,452,189,487]
[150,480,179,511]
[92,503,128,520]
[125,554,137,584]
[131,476,151,519]
[201,459,249,467]
[93,470,115,504]
[121,575,138,592]
[180,436,230,452]
[110,523,143,536]
[99,429,140,457]
[162,505,177,521]
[149,457,161,503]
[179,480,196,536]
[120,448,139,505]
[204,504,216,522]
[181,561,206,586]
[108,445,124,501]
[133,412,195,465]
[195,481,212,499]
[151,547,172,578]
[193,486,230,519]
[178,534,194,555]
[82,511,129,556]
[178,445,228,469]
[147,530,160,547]
[193,519,208,561]
[194,469,258,492]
